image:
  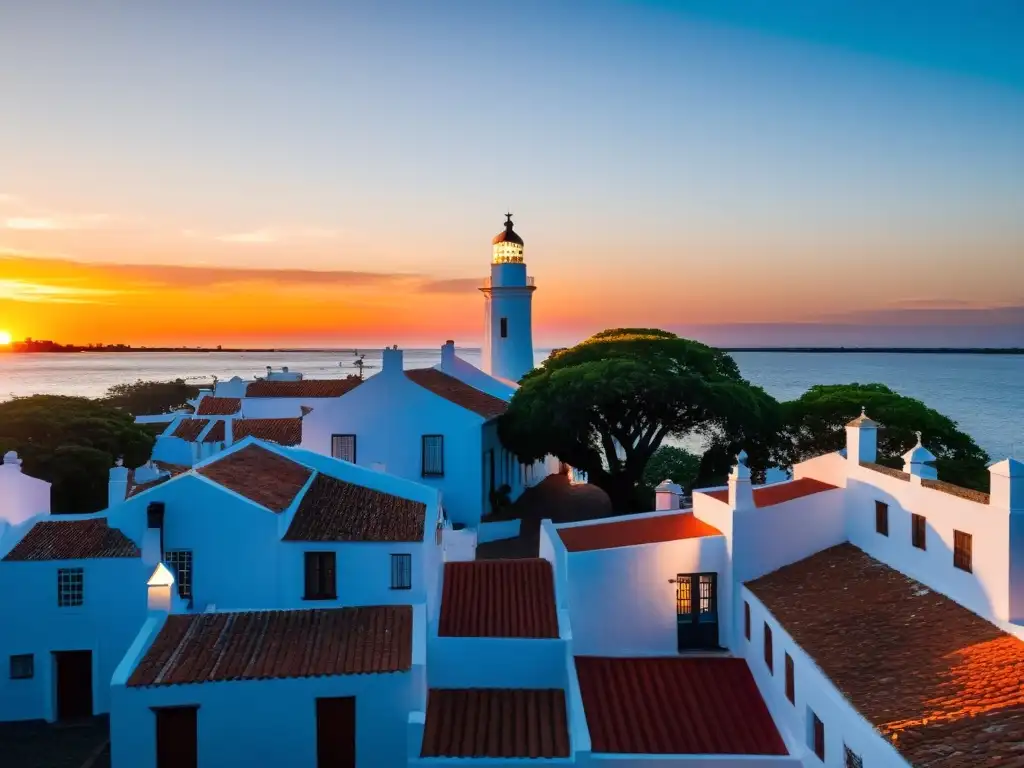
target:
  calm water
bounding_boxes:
[1,350,1021,460]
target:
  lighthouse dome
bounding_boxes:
[492,213,524,263]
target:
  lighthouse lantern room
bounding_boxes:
[481,213,536,383]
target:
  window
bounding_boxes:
[785,653,795,703]
[422,435,444,477]
[744,602,751,641]
[390,554,412,590]
[9,654,33,680]
[303,552,336,600]
[875,500,889,536]
[810,711,825,761]
[912,513,927,550]
[954,530,973,573]
[331,434,356,463]
[165,550,193,600]
[500,317,508,338]
[57,568,83,607]
[844,745,864,768]
[763,623,774,673]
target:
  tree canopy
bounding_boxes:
[642,445,701,491]
[103,378,202,416]
[499,328,779,511]
[0,395,155,513]
[775,383,990,490]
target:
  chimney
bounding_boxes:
[282,366,289,373]
[147,562,182,614]
[108,457,130,507]
[845,407,878,464]
[382,345,403,375]
[2,450,22,473]
[441,340,456,371]
[655,479,681,511]
[902,432,938,481]
[996,459,1024,623]
[142,501,165,566]
[728,451,754,511]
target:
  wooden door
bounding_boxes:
[317,697,356,768]
[155,706,198,768]
[54,650,93,720]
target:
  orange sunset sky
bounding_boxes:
[1,3,1022,349]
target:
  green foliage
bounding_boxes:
[0,395,155,513]
[501,328,780,512]
[776,383,990,491]
[642,445,701,490]
[103,378,201,416]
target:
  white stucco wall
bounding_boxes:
[300,368,486,527]
[0,457,51,528]
[742,591,910,768]
[0,555,149,721]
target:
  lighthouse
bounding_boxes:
[481,213,536,382]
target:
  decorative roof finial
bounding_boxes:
[116,456,124,467]
[861,406,866,417]
[737,449,749,465]
[915,430,923,444]
[505,212,514,228]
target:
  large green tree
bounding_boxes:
[776,383,990,490]
[499,329,780,511]
[0,395,155,513]
[103,378,202,416]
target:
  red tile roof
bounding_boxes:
[405,368,509,419]
[747,543,1024,766]
[557,512,722,553]
[421,689,570,758]
[233,417,302,446]
[196,396,241,415]
[245,377,362,398]
[438,559,558,638]
[575,656,787,755]
[196,444,312,512]
[283,472,426,542]
[700,477,838,508]
[128,605,412,687]
[202,420,226,443]
[3,518,140,561]
[172,418,208,442]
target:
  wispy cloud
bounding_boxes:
[216,229,279,244]
[0,279,122,304]
[213,227,341,244]
[2,213,112,231]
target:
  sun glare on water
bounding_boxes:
[0,331,12,346]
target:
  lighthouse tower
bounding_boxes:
[481,213,536,382]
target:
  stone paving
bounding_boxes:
[0,716,110,768]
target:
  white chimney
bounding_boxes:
[728,451,754,511]
[2,450,22,472]
[147,562,182,614]
[382,345,403,375]
[142,501,165,566]
[902,432,938,481]
[108,457,130,507]
[996,459,1024,623]
[655,479,681,511]
[441,340,456,371]
[845,407,878,464]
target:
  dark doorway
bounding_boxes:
[317,696,356,768]
[53,651,93,720]
[675,573,720,651]
[155,706,198,768]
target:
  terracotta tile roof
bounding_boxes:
[196,444,312,512]
[405,368,508,419]
[202,420,225,443]
[421,689,570,758]
[245,377,362,398]
[283,472,426,542]
[172,418,208,442]
[557,512,722,553]
[575,656,787,755]
[3,518,140,561]
[746,543,1024,766]
[128,605,412,687]
[196,396,241,415]
[438,559,558,638]
[233,417,302,446]
[700,477,838,508]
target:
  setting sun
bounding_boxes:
[0,331,11,346]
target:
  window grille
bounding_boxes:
[331,434,356,463]
[57,568,83,607]
[165,549,193,600]
[422,435,444,476]
[391,554,412,590]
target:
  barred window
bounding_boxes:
[331,434,356,463]
[422,435,444,477]
[391,554,412,590]
[57,568,83,607]
[165,549,193,600]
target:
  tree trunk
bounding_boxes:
[587,467,649,514]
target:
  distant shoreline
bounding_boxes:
[2,346,1022,355]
